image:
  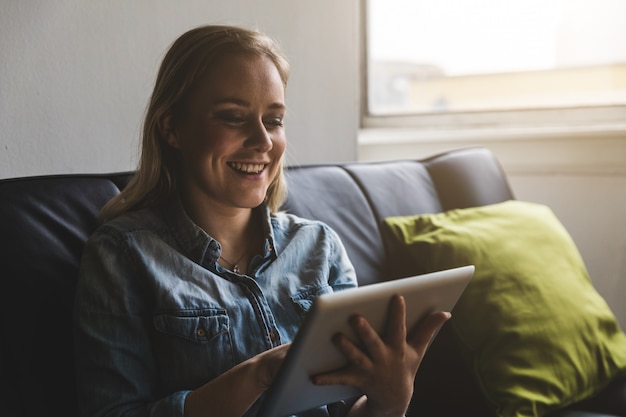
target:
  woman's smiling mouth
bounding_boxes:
[228,162,266,174]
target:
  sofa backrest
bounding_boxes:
[0,147,513,417]
[282,147,514,285]
[0,173,130,417]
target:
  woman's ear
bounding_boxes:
[159,113,181,149]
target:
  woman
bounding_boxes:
[74,25,449,417]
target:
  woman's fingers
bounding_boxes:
[384,294,407,348]
[336,326,373,369]
[407,311,451,352]
[310,331,369,387]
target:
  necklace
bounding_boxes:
[219,252,247,274]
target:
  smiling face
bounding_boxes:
[164,53,287,214]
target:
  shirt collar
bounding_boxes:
[158,194,277,267]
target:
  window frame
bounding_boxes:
[359,0,626,145]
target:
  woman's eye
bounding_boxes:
[214,112,246,125]
[264,118,284,129]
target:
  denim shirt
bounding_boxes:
[74,196,357,417]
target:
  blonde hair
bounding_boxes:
[100,25,290,221]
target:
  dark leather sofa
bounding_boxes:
[1,146,624,417]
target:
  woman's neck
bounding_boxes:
[179,191,262,273]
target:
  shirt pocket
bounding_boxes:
[291,284,333,320]
[153,308,229,343]
[152,308,235,390]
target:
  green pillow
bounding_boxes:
[384,200,626,417]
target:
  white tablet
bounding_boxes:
[258,265,474,417]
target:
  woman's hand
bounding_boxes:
[253,343,291,390]
[311,295,450,417]
[184,343,290,417]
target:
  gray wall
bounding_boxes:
[0,0,360,178]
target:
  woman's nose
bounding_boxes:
[245,120,273,152]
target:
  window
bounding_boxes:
[363,0,626,132]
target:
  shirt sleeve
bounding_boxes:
[73,228,190,417]
[324,224,358,292]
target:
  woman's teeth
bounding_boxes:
[229,162,265,174]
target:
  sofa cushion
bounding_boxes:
[383,200,626,417]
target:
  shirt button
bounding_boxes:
[267,244,273,252]
[196,329,206,337]
[269,332,276,341]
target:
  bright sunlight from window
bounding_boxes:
[367,0,626,115]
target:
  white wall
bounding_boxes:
[0,0,360,179]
